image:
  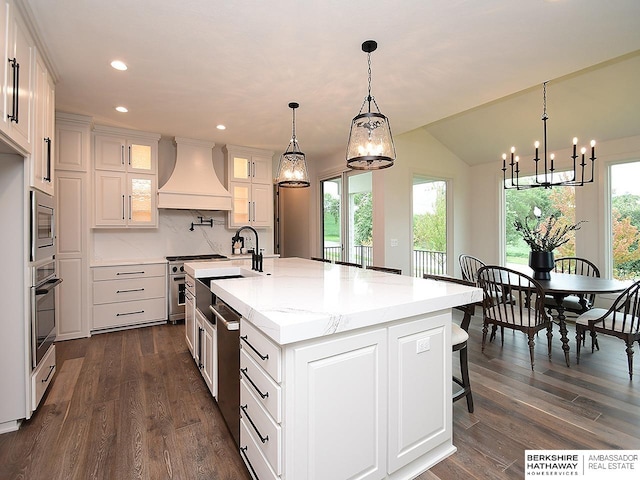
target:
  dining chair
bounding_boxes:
[459,254,485,284]
[423,273,475,412]
[310,257,331,263]
[366,265,402,275]
[546,257,601,316]
[575,279,640,380]
[335,260,362,268]
[476,265,553,370]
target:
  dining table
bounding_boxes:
[510,265,629,366]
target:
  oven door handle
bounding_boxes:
[35,278,63,295]
[173,276,185,281]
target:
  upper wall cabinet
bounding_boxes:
[0,0,34,154]
[30,50,55,195]
[93,125,160,228]
[223,145,273,229]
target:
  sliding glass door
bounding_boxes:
[321,171,373,265]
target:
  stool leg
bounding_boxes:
[459,343,474,413]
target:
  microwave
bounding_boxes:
[30,189,55,263]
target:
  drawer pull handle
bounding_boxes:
[240,335,269,361]
[241,367,269,399]
[42,365,55,383]
[240,446,260,479]
[116,288,145,293]
[240,404,269,443]
[116,271,145,275]
[116,310,144,316]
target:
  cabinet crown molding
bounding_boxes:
[93,124,161,140]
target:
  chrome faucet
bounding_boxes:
[232,226,263,272]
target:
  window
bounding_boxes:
[321,171,373,265]
[412,177,446,277]
[505,172,576,265]
[610,160,640,280]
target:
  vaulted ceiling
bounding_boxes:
[25,0,640,165]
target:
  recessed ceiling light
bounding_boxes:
[111,60,127,71]
[115,106,128,113]
[216,125,226,130]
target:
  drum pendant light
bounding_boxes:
[346,40,396,170]
[276,102,310,188]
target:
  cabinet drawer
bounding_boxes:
[241,349,282,423]
[32,345,56,410]
[241,380,282,475]
[93,297,166,330]
[240,418,278,480]
[240,320,282,383]
[92,263,165,281]
[92,275,165,304]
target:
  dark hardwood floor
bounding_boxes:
[1,313,638,480]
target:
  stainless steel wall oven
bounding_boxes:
[31,259,62,369]
[30,189,55,263]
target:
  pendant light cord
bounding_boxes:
[367,51,372,111]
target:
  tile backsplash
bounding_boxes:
[92,209,270,261]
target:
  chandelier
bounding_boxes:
[276,102,310,188]
[502,82,596,190]
[346,40,396,170]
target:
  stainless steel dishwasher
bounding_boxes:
[210,296,241,446]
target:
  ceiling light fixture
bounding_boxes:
[276,102,310,188]
[110,60,127,71]
[502,81,596,189]
[115,106,128,113]
[216,124,226,130]
[346,40,395,170]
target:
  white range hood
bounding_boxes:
[158,137,232,210]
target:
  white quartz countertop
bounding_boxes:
[185,257,482,345]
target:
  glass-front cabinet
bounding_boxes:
[224,145,273,228]
[93,126,160,228]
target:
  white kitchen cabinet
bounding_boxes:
[238,311,452,480]
[55,113,92,341]
[93,125,160,228]
[91,262,167,332]
[387,316,450,474]
[30,344,55,411]
[224,145,273,229]
[185,275,196,357]
[30,50,55,195]
[195,309,217,397]
[94,171,156,227]
[287,327,388,480]
[0,0,34,153]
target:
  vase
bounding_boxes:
[529,251,554,280]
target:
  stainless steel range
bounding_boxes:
[167,254,227,323]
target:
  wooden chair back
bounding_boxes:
[335,260,362,268]
[459,254,485,284]
[366,265,401,275]
[423,273,476,331]
[553,257,600,309]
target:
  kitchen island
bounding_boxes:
[185,257,481,480]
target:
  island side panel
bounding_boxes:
[286,327,388,480]
[387,312,455,478]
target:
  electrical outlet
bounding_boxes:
[416,337,431,353]
[390,238,398,247]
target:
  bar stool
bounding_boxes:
[423,273,474,413]
[452,323,473,412]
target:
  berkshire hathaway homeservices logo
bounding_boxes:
[525,450,639,479]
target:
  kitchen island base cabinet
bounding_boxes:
[240,311,453,480]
